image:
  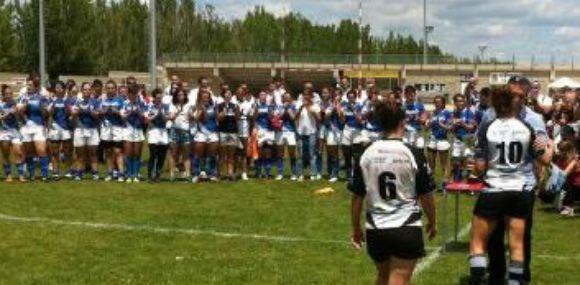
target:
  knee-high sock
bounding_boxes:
[156,145,168,177]
[277,157,284,176]
[26,157,35,178]
[290,157,297,176]
[3,163,11,176]
[40,156,49,178]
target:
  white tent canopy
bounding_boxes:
[548,77,580,89]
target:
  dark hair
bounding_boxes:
[491,86,517,118]
[453,93,465,102]
[404,85,415,94]
[480,87,491,98]
[172,88,188,105]
[375,97,406,133]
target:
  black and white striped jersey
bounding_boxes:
[349,139,435,230]
[475,117,538,193]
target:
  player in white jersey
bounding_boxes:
[350,98,437,285]
[469,86,548,285]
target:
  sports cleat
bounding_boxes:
[275,175,283,181]
[241,173,249,181]
[290,175,297,181]
[329,177,338,183]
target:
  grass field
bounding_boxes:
[0,179,578,284]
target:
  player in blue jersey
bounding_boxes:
[47,81,75,180]
[121,84,147,183]
[403,85,427,149]
[426,95,452,180]
[322,88,344,182]
[193,89,220,182]
[100,80,126,182]
[217,90,240,181]
[71,82,101,181]
[145,88,174,182]
[360,88,383,146]
[17,75,50,181]
[0,85,25,182]
[450,93,476,181]
[340,89,364,181]
[274,92,298,181]
[253,91,276,179]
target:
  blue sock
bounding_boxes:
[40,156,49,178]
[277,157,284,176]
[26,157,35,179]
[3,163,11,176]
[290,157,297,176]
[265,158,273,177]
[17,163,25,177]
[254,158,262,177]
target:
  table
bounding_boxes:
[442,181,485,251]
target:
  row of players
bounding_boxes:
[0,76,482,183]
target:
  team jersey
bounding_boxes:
[255,102,273,130]
[198,103,218,132]
[277,103,296,132]
[349,139,435,229]
[429,109,452,140]
[475,118,538,193]
[0,101,19,130]
[405,101,425,131]
[49,96,75,130]
[451,108,475,140]
[21,93,49,126]
[73,98,100,129]
[218,101,238,133]
[100,95,125,127]
[122,99,146,129]
[342,102,363,129]
[173,103,193,130]
[146,103,171,129]
[362,101,381,132]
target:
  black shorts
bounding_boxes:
[473,191,533,220]
[366,227,426,262]
[101,140,123,149]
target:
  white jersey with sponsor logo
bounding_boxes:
[475,117,537,193]
[350,139,435,230]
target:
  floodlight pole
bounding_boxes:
[39,0,47,85]
[149,0,157,89]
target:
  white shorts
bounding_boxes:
[195,131,219,143]
[275,131,297,146]
[403,129,425,149]
[73,128,100,147]
[48,123,72,141]
[100,124,125,142]
[341,127,362,146]
[360,130,381,144]
[219,133,239,146]
[20,124,47,143]
[123,126,145,142]
[257,128,275,146]
[452,138,472,158]
[147,128,169,145]
[0,129,22,144]
[427,137,451,152]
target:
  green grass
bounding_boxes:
[0,180,578,284]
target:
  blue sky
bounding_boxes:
[202,0,580,64]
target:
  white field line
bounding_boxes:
[0,213,348,245]
[413,222,472,278]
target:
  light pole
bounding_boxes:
[149,0,157,89]
[39,0,46,85]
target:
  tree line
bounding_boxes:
[0,0,446,78]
